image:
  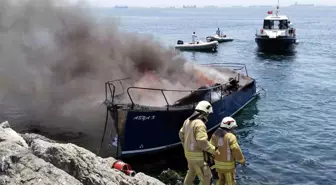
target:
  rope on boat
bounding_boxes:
[97,107,109,155]
[256,85,267,97]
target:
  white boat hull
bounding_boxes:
[175,40,218,52]
[206,35,234,43]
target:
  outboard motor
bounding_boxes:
[177,40,184,45]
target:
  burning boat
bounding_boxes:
[101,63,261,157]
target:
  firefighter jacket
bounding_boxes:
[179,118,216,161]
[210,128,245,171]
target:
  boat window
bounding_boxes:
[263,20,288,30]
[263,20,271,29]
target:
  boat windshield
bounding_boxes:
[263,20,288,30]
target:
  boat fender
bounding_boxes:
[260,29,264,34]
[293,29,296,36]
[112,160,136,177]
[177,40,184,45]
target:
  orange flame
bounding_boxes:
[146,71,159,82]
[195,70,215,85]
[135,71,160,95]
[139,71,159,85]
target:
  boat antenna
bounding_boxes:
[276,0,279,16]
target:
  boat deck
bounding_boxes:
[104,63,254,111]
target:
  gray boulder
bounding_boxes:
[0,121,165,185]
[0,121,82,185]
[21,133,57,146]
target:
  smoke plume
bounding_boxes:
[0,0,234,150]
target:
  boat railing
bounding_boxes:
[104,63,248,110]
[126,78,237,110]
[104,77,132,105]
[200,62,248,77]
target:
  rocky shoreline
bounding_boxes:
[0,121,166,185]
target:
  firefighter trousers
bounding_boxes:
[184,160,212,185]
[215,169,236,185]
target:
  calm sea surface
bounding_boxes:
[100,6,335,185]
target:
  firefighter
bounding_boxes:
[210,117,246,185]
[179,100,220,185]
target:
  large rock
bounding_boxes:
[21,133,57,146]
[0,121,165,185]
[0,121,82,185]
[0,121,28,148]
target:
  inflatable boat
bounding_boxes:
[175,40,218,52]
[206,35,234,43]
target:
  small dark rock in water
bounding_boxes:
[158,168,184,185]
[0,121,165,185]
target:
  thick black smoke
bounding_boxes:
[0,0,232,152]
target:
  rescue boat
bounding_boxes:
[255,0,297,53]
[101,63,262,158]
[175,40,218,52]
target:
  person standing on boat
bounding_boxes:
[210,117,246,185]
[179,100,220,185]
[288,21,294,35]
[216,28,221,36]
[192,32,197,44]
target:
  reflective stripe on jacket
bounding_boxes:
[179,119,216,161]
[210,128,245,170]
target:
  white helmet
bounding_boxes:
[220,117,237,129]
[195,101,213,114]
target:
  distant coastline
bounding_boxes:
[182,5,196,8]
[107,4,335,9]
[290,1,314,7]
[114,5,128,9]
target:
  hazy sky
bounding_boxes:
[69,0,336,7]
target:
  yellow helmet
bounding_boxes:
[195,101,213,114]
